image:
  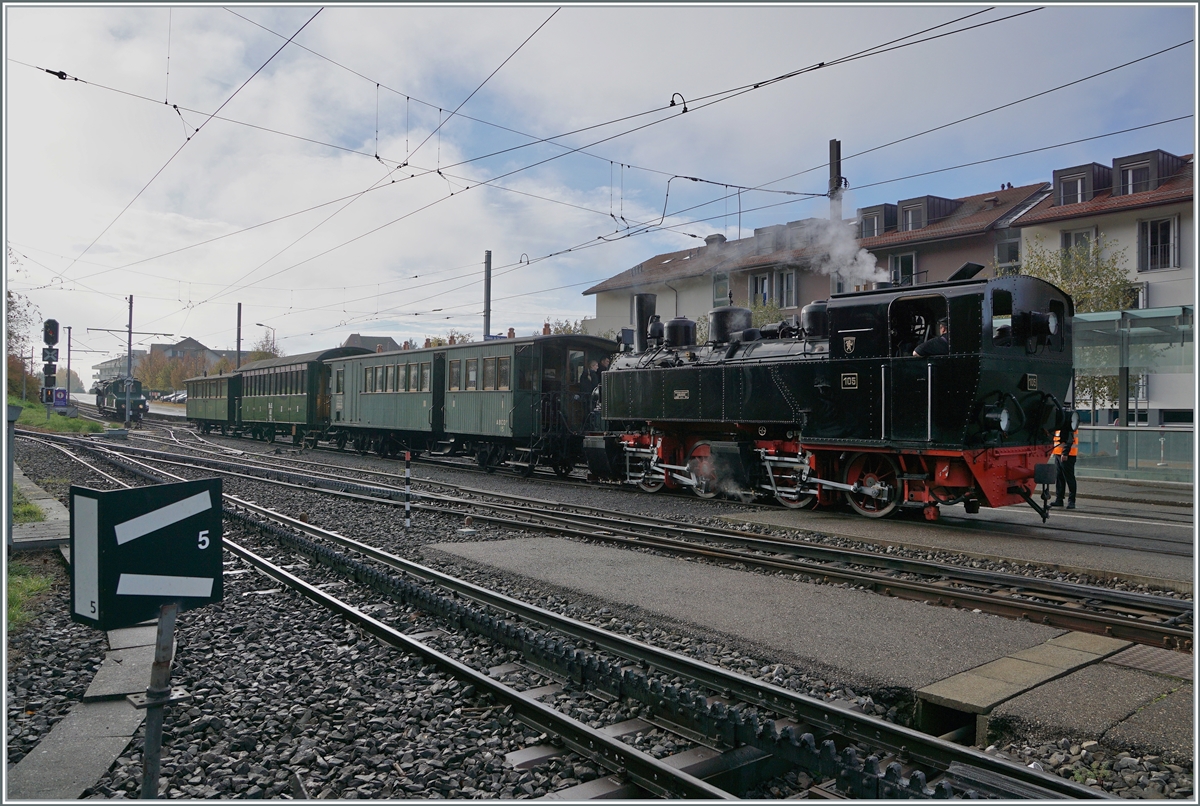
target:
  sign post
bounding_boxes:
[69,478,223,798]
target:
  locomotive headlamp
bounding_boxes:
[982,403,1011,433]
[1028,311,1057,337]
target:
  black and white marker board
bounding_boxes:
[70,479,223,631]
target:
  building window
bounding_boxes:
[1062,228,1093,254]
[995,228,1020,273]
[779,271,795,308]
[902,206,921,231]
[889,253,916,285]
[713,273,729,307]
[750,273,771,306]
[1060,175,1084,205]
[861,214,879,238]
[1139,216,1178,271]
[1121,163,1150,195]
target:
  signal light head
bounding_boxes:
[43,319,60,346]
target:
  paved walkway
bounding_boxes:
[7,467,164,800]
[427,536,1193,760]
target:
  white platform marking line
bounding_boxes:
[113,491,211,545]
[116,574,214,597]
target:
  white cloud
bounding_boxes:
[5,4,1194,362]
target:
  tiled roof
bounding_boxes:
[343,333,403,353]
[1014,156,1193,226]
[857,183,1050,250]
[583,231,838,295]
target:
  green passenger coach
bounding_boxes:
[184,372,240,434]
[326,345,445,455]
[238,347,370,444]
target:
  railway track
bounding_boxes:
[21,429,1192,653]
[22,434,1114,799]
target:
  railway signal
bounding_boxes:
[43,319,59,346]
[42,347,59,362]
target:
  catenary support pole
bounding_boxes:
[236,302,242,369]
[483,250,492,339]
[125,296,133,429]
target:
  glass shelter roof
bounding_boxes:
[1073,306,1194,374]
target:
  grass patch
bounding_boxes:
[11,486,45,524]
[7,558,55,633]
[7,396,102,434]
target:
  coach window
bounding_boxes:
[498,357,511,391]
[483,357,497,390]
[449,360,461,390]
[466,359,478,390]
[335,369,344,394]
[404,363,415,392]
[383,365,392,393]
[300,369,307,393]
[420,362,431,392]
[992,289,1013,346]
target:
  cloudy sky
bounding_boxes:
[5,4,1195,372]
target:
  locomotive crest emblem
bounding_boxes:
[843,336,856,354]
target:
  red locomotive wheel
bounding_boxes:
[686,441,719,499]
[841,452,900,518]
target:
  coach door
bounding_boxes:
[888,295,947,443]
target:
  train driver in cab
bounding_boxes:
[913,318,950,357]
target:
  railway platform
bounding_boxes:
[427,535,1193,763]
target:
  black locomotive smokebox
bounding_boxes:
[583,435,624,479]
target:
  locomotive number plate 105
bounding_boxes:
[841,373,859,390]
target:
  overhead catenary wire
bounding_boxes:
[11,6,1061,294]
[56,8,324,277]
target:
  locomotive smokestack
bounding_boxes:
[633,293,657,353]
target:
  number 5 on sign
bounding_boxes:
[198,530,210,550]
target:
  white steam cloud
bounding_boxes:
[802,218,887,286]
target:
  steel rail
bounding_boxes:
[24,431,1191,650]
[35,429,1191,619]
[223,496,1111,800]
[220,538,733,799]
[20,433,1116,798]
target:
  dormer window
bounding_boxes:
[1121,163,1151,195]
[902,206,921,231]
[861,214,880,238]
[1060,175,1084,205]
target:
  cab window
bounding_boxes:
[992,289,1013,346]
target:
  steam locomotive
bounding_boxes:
[583,274,1074,520]
[94,377,150,422]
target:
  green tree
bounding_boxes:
[1015,233,1134,408]
[246,331,284,362]
[546,318,584,335]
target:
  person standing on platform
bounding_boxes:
[1051,424,1078,509]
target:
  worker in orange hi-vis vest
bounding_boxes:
[1050,425,1079,509]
